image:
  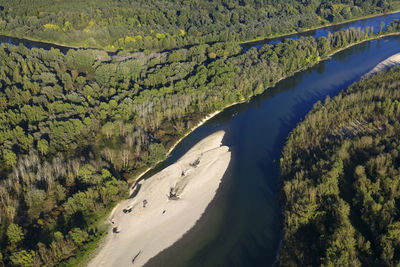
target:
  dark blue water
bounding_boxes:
[0,35,72,54]
[145,36,400,267]
[242,12,400,51]
[2,12,399,267]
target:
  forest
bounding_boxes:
[279,66,400,266]
[0,11,399,266]
[0,0,395,51]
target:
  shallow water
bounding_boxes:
[145,36,400,267]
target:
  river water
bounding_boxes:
[1,12,399,55]
[1,13,400,267]
[0,35,72,54]
[144,36,400,266]
[242,11,400,51]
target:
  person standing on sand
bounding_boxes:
[110,219,120,233]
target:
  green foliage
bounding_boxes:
[63,189,99,219]
[317,36,330,57]
[279,67,400,266]
[0,12,398,266]
[10,250,36,267]
[36,139,49,155]
[78,164,96,184]
[145,143,166,165]
[101,169,112,181]
[65,50,97,71]
[68,228,88,247]
[0,0,393,51]
[3,149,17,167]
[7,224,24,245]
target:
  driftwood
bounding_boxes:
[167,187,179,200]
[189,158,200,167]
[123,206,133,214]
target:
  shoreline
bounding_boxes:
[128,30,400,200]
[143,42,400,267]
[130,110,222,187]
[82,31,400,267]
[88,130,231,267]
[273,49,400,265]
[0,10,398,54]
[0,32,116,53]
[129,100,244,192]
[327,32,400,57]
[239,9,400,46]
[362,52,400,78]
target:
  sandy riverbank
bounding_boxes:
[88,130,230,267]
[131,110,223,184]
[363,52,400,78]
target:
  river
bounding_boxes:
[1,13,400,267]
[242,11,400,51]
[142,36,400,266]
[0,34,72,54]
[1,12,399,55]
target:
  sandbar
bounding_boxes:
[88,130,230,267]
[363,52,400,78]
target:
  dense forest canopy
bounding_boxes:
[279,67,400,266]
[1,20,399,265]
[0,0,400,264]
[0,0,395,51]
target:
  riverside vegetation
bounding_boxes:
[0,0,396,51]
[279,66,400,266]
[0,6,400,267]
